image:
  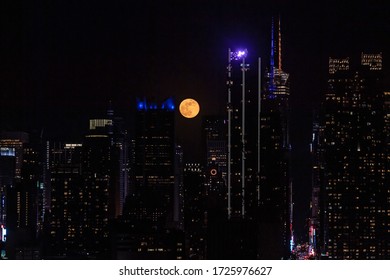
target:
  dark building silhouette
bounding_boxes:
[0,148,15,226]
[227,52,252,220]
[106,102,130,218]
[201,115,228,258]
[314,53,389,259]
[0,147,15,259]
[258,18,292,259]
[308,119,324,257]
[219,18,292,259]
[47,142,83,258]
[174,145,184,230]
[79,119,113,258]
[116,97,184,259]
[224,50,258,259]
[0,131,43,259]
[200,117,232,259]
[202,116,227,180]
[183,163,206,259]
[131,97,177,226]
[45,105,128,259]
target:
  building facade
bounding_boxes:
[258,18,292,259]
[48,142,83,258]
[316,53,389,259]
[117,97,184,260]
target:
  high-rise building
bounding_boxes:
[222,18,292,259]
[0,148,15,228]
[47,142,83,258]
[202,116,227,180]
[80,121,113,258]
[224,44,262,260]
[227,49,252,220]
[0,147,15,259]
[85,102,128,219]
[0,131,43,259]
[174,145,184,230]
[183,163,206,259]
[309,119,325,258]
[316,53,389,259]
[258,17,292,259]
[116,97,184,260]
[47,114,118,259]
[46,104,127,259]
[385,91,390,146]
[131,97,176,226]
[105,102,130,218]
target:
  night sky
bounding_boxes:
[2,0,389,240]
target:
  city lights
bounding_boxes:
[0,1,388,269]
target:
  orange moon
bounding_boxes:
[179,98,200,118]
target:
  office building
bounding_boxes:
[0,132,43,259]
[80,120,113,258]
[202,116,227,180]
[47,142,83,258]
[183,163,206,259]
[308,119,325,258]
[317,53,389,259]
[116,97,184,259]
[0,147,15,259]
[258,17,292,259]
[130,97,176,226]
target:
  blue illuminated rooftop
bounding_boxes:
[0,147,16,157]
[136,97,175,111]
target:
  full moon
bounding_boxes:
[179,98,200,118]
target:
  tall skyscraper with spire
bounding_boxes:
[258,17,292,259]
[221,17,292,260]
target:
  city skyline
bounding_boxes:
[1,1,389,259]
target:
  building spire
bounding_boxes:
[270,17,275,71]
[278,16,282,71]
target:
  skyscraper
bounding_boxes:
[131,97,176,226]
[116,97,184,260]
[222,18,293,259]
[202,116,227,180]
[0,148,15,228]
[48,142,83,258]
[309,118,325,258]
[183,163,206,259]
[223,43,264,260]
[0,131,43,259]
[80,119,113,258]
[226,49,251,220]
[0,147,15,259]
[105,102,129,218]
[46,105,127,259]
[316,53,389,259]
[258,17,292,259]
